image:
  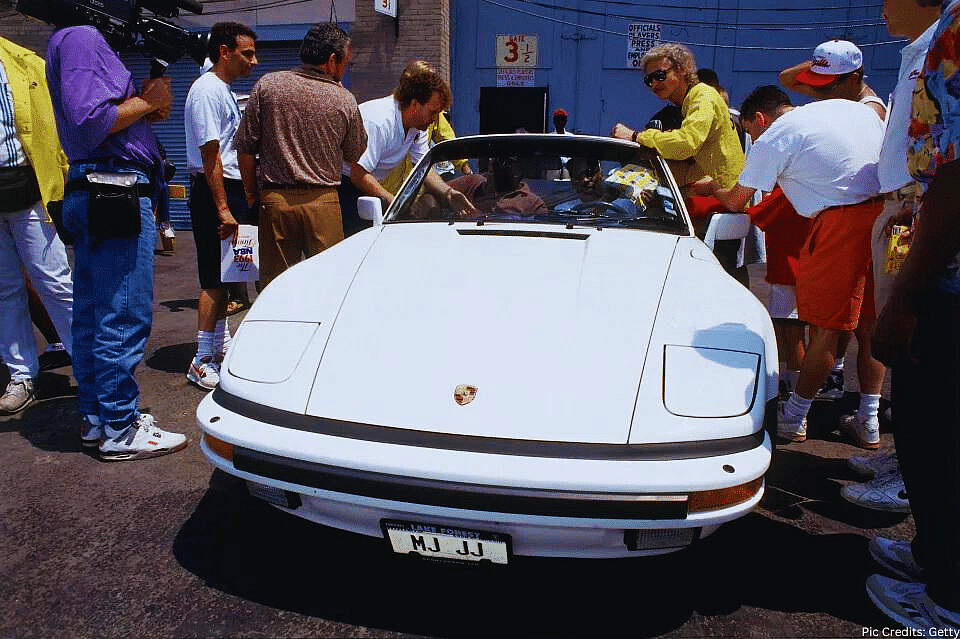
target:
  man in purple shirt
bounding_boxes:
[41,10,188,461]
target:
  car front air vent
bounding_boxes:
[457,229,589,240]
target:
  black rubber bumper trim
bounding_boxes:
[234,446,689,520]
[211,388,766,462]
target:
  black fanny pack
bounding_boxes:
[0,165,42,214]
[67,172,146,238]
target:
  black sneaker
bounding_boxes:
[39,344,72,371]
[816,369,844,400]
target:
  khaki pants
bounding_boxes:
[258,186,342,288]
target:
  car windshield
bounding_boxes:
[385,135,688,233]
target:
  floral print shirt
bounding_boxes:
[908,0,960,293]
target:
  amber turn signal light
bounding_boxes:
[203,432,234,462]
[688,477,763,513]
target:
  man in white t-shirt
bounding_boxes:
[779,39,887,401]
[694,85,885,449]
[338,60,474,236]
[184,22,258,390]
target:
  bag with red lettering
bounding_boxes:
[220,224,259,283]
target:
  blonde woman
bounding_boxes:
[611,43,744,201]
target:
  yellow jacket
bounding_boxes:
[637,82,744,191]
[382,111,468,194]
[0,37,70,220]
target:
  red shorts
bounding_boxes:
[795,198,883,330]
[746,187,812,287]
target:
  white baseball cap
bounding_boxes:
[795,40,863,87]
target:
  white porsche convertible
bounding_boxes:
[198,134,776,563]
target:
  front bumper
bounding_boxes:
[198,389,771,558]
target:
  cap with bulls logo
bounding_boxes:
[795,39,864,87]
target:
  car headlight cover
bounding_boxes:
[663,345,760,417]
[227,320,319,383]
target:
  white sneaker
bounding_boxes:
[838,413,880,450]
[869,537,923,582]
[80,416,103,449]
[841,470,910,513]
[99,413,188,461]
[776,402,807,443]
[848,450,898,478]
[866,574,960,633]
[187,356,220,390]
[159,221,175,252]
[0,378,34,414]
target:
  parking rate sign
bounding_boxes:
[627,23,662,68]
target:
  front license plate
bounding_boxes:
[382,520,510,565]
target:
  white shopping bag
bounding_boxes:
[220,224,259,283]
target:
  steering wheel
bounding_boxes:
[567,199,632,218]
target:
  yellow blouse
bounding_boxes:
[637,82,744,191]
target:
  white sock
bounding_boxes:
[784,392,813,423]
[833,357,845,372]
[858,393,882,424]
[214,320,231,354]
[781,368,799,394]
[196,330,215,361]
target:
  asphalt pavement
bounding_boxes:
[0,235,914,638]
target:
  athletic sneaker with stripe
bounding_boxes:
[99,413,188,461]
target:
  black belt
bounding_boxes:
[261,182,336,190]
[191,173,244,186]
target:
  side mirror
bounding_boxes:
[357,196,384,227]
[706,212,751,241]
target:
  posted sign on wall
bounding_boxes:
[626,23,661,68]
[496,34,539,68]
[375,0,397,18]
[496,68,535,87]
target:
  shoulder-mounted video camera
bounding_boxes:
[17,0,207,78]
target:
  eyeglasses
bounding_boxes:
[573,165,600,181]
[644,68,670,87]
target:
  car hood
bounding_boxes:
[304,224,679,444]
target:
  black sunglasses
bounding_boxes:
[644,68,670,87]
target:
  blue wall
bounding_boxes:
[450,0,904,137]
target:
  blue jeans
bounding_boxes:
[63,160,155,429]
[0,200,74,380]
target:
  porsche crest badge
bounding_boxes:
[454,384,478,406]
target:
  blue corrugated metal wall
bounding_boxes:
[449,0,903,138]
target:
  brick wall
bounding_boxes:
[348,0,450,103]
[0,1,55,55]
